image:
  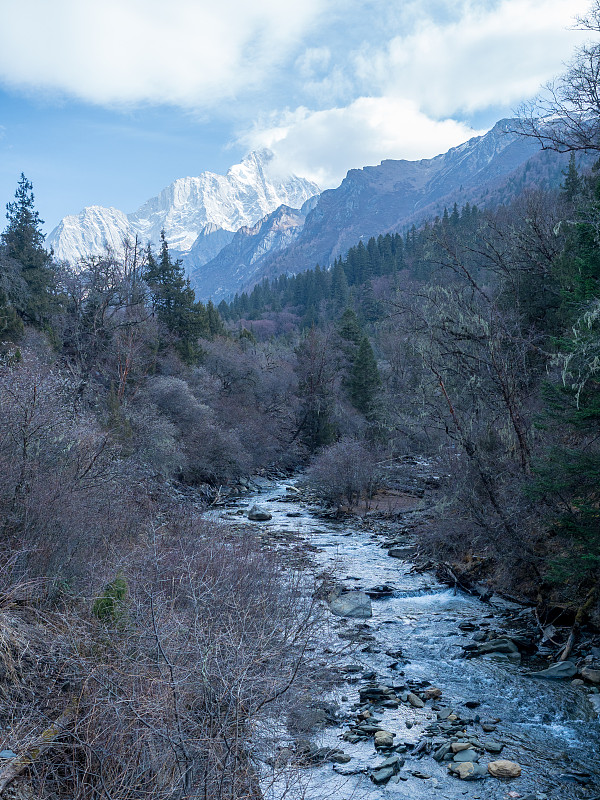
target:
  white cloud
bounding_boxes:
[242,97,483,188]
[354,0,590,117]
[0,0,328,107]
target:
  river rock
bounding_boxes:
[529,660,577,679]
[451,762,488,780]
[286,511,302,517]
[488,760,522,778]
[247,505,272,521]
[476,638,519,655]
[329,752,351,763]
[453,749,480,763]
[433,742,452,761]
[328,591,372,619]
[423,687,442,699]
[581,667,600,684]
[451,742,473,753]
[365,584,395,599]
[484,741,504,754]
[371,766,394,785]
[388,546,416,559]
[408,692,425,708]
[374,730,395,748]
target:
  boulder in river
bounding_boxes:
[387,546,416,559]
[327,590,372,619]
[487,760,522,778]
[247,505,272,521]
[374,730,395,748]
[529,660,577,679]
[475,638,519,655]
[365,584,395,599]
[450,762,488,780]
[407,692,425,708]
[453,749,480,763]
[581,667,600,684]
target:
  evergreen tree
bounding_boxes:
[562,153,582,202]
[2,174,55,325]
[145,232,213,363]
[331,259,349,310]
[349,335,381,415]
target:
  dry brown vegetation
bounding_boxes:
[0,516,321,800]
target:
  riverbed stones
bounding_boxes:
[581,667,600,684]
[488,760,522,778]
[453,748,480,763]
[423,686,442,699]
[408,692,425,708]
[359,684,396,704]
[475,638,519,655]
[433,742,452,761]
[450,762,489,780]
[529,660,577,679]
[483,741,504,754]
[327,590,372,619]
[370,754,403,785]
[451,742,473,753]
[247,505,272,521]
[374,730,395,748]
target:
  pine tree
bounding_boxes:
[331,260,349,310]
[562,153,582,202]
[145,232,214,363]
[349,335,381,415]
[2,174,54,325]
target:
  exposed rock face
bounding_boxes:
[245,120,582,291]
[327,590,372,619]
[190,201,315,300]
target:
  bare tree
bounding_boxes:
[519,3,600,153]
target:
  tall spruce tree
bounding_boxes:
[2,174,54,325]
[349,335,381,415]
[145,232,210,364]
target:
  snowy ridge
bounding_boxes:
[48,150,320,265]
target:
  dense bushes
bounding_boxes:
[0,518,320,799]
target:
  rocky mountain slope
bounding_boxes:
[237,120,547,295]
[48,150,320,267]
[190,196,319,300]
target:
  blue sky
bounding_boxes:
[0,0,590,233]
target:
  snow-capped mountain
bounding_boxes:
[48,150,320,266]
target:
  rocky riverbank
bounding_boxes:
[216,476,600,800]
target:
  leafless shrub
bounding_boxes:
[0,351,142,582]
[0,517,321,800]
[303,438,381,508]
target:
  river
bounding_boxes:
[215,478,600,800]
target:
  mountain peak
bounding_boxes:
[49,153,320,264]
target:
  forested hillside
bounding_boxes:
[219,153,599,613]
